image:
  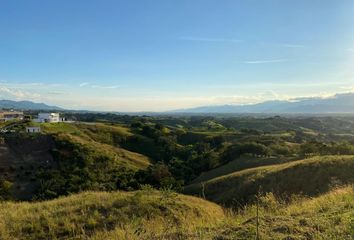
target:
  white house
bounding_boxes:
[26,126,41,133]
[35,113,60,123]
[0,111,24,122]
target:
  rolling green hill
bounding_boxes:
[191,156,294,184]
[185,155,354,206]
[0,189,225,240]
[0,122,152,200]
[40,122,151,170]
[1,115,354,239]
[0,187,353,239]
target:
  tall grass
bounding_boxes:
[0,187,353,239]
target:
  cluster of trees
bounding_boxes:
[34,122,229,199]
[222,142,271,163]
[34,135,140,199]
[299,141,354,156]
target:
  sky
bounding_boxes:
[0,0,354,111]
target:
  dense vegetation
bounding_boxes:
[2,114,354,201]
[1,113,354,238]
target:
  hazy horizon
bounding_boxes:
[1,0,354,111]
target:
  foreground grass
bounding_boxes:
[0,187,353,239]
[220,186,354,240]
[0,189,224,240]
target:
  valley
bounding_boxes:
[0,113,354,239]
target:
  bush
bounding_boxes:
[0,179,13,200]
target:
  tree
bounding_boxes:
[222,142,270,163]
[0,179,13,200]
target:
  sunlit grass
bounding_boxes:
[0,187,353,239]
[185,155,354,206]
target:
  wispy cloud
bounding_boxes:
[179,36,241,43]
[28,82,45,86]
[347,48,354,52]
[1,82,64,89]
[0,86,41,100]
[79,82,90,87]
[91,85,120,89]
[79,82,119,89]
[243,59,289,64]
[47,91,64,95]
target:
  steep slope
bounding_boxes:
[0,122,152,200]
[0,134,56,200]
[41,122,151,169]
[185,155,354,206]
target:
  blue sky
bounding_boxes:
[0,0,354,111]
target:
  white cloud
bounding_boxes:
[347,48,354,52]
[0,86,41,100]
[91,85,120,89]
[78,82,119,89]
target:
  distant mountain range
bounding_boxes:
[0,100,63,111]
[172,93,354,114]
[4,92,354,113]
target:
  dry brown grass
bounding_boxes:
[0,186,353,239]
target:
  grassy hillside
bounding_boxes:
[185,155,354,206]
[1,116,354,239]
[0,187,353,239]
[0,189,225,240]
[191,156,294,184]
[221,186,354,239]
[40,122,150,170]
[0,122,152,200]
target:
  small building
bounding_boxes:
[35,113,60,123]
[26,126,41,133]
[0,111,24,122]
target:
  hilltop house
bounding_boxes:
[0,111,24,122]
[26,126,41,133]
[35,113,60,123]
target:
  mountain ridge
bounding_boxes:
[0,99,63,110]
[171,92,354,113]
